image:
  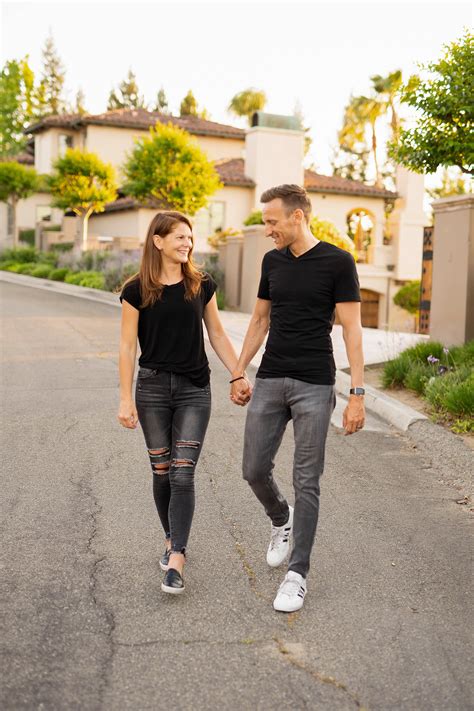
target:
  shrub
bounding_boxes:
[77,250,109,272]
[381,354,411,388]
[442,372,474,417]
[244,210,264,226]
[49,267,71,282]
[403,362,431,394]
[52,242,74,253]
[37,251,58,266]
[29,264,54,278]
[0,260,18,271]
[65,270,105,289]
[310,216,357,258]
[402,340,444,363]
[19,229,35,246]
[393,280,421,314]
[14,262,38,274]
[216,290,225,310]
[0,246,38,264]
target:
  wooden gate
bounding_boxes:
[419,226,433,334]
[360,289,380,328]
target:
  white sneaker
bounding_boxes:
[266,506,294,567]
[273,571,307,612]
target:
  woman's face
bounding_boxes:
[154,222,193,264]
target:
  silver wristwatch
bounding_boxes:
[349,387,365,396]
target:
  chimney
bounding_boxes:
[245,112,305,208]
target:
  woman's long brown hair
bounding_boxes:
[121,211,206,308]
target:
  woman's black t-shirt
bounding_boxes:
[257,241,361,385]
[120,274,217,387]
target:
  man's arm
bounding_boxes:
[335,301,365,435]
[230,298,271,405]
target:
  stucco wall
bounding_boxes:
[309,192,386,250]
[0,193,62,249]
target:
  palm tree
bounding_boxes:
[228,88,267,125]
[371,70,402,142]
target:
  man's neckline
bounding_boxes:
[286,241,323,259]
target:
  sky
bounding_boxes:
[1,0,472,175]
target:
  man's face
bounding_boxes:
[262,198,299,250]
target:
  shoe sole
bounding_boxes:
[159,561,169,572]
[273,601,304,612]
[161,583,185,594]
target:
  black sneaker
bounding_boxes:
[161,568,185,594]
[159,547,171,572]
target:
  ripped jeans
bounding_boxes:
[135,369,211,554]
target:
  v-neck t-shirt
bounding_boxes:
[256,241,360,385]
[120,274,217,387]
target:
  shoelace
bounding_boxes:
[279,578,303,598]
[269,525,290,550]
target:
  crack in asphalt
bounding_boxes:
[273,637,369,710]
[68,452,119,708]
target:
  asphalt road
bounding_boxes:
[1,281,472,711]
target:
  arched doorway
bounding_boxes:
[360,289,380,328]
[347,208,375,263]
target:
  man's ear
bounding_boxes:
[293,208,304,224]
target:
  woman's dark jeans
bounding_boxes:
[135,368,211,554]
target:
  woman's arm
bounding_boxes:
[118,301,139,429]
[203,294,241,374]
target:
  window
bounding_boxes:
[36,206,52,223]
[194,201,225,239]
[58,133,73,156]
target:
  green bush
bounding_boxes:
[14,262,38,274]
[29,264,54,279]
[19,229,35,246]
[0,247,38,264]
[442,372,474,417]
[448,341,474,368]
[65,270,105,289]
[77,250,108,272]
[403,340,444,363]
[49,267,71,281]
[393,280,421,314]
[403,362,432,394]
[52,242,74,253]
[0,260,18,271]
[381,354,411,388]
[244,210,264,226]
[216,290,225,310]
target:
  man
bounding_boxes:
[230,184,365,613]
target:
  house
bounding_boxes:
[0,108,426,329]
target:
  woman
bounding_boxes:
[118,211,250,595]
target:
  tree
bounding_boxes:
[371,70,403,143]
[427,167,473,200]
[122,122,222,215]
[0,58,35,156]
[393,280,421,315]
[107,69,145,110]
[390,31,474,175]
[49,149,118,252]
[228,88,267,124]
[153,87,169,114]
[0,162,39,246]
[36,32,66,116]
[333,96,372,182]
[293,101,312,156]
[75,88,87,114]
[180,90,198,117]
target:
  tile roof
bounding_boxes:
[214,158,255,187]
[304,169,397,198]
[25,108,245,140]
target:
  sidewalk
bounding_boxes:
[0,271,428,430]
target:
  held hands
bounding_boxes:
[342,396,365,435]
[230,375,253,407]
[118,398,139,429]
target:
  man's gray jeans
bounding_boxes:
[243,377,336,578]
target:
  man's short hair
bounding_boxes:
[260,184,312,223]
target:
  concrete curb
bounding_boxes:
[1,271,428,431]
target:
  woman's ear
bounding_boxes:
[153,235,161,250]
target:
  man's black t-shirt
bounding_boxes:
[257,241,360,385]
[120,274,217,387]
